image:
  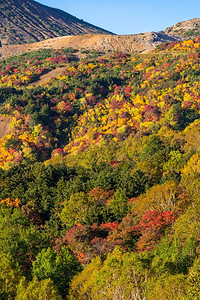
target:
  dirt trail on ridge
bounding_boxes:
[31,67,66,87]
[0,116,11,139]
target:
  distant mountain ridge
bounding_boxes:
[0,0,112,46]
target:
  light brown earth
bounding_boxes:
[0,116,11,138]
[0,32,181,59]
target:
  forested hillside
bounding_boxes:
[0,39,200,298]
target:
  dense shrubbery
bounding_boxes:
[0,39,200,298]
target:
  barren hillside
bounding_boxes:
[0,32,182,59]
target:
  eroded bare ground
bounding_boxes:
[0,116,11,138]
[0,32,181,60]
[30,67,67,87]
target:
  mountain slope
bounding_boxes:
[0,0,112,46]
[0,10,199,57]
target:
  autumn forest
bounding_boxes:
[0,38,200,299]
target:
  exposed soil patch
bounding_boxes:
[30,67,67,87]
[0,116,11,139]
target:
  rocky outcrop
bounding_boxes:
[162,18,200,39]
